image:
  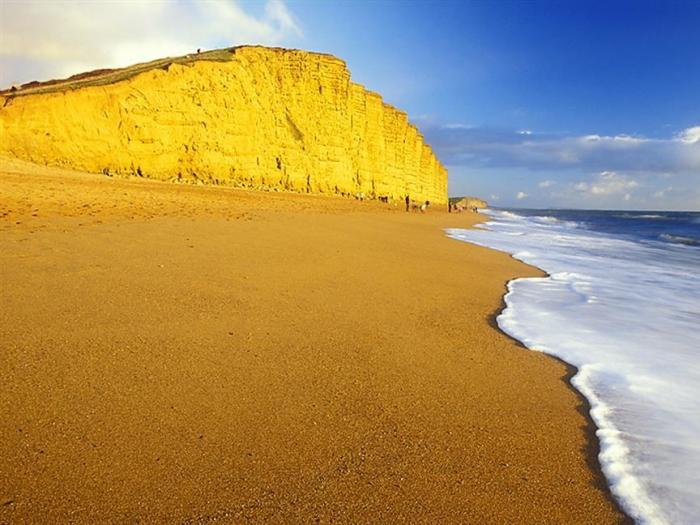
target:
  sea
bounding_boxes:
[446,208,700,525]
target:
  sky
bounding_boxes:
[1,0,699,210]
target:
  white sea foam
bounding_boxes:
[659,233,699,246]
[447,209,700,525]
[618,213,666,219]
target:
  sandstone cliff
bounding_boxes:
[449,196,488,210]
[0,46,447,203]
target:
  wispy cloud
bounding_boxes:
[529,169,700,209]
[0,0,302,86]
[437,124,700,209]
[653,187,674,199]
[573,170,639,200]
[678,126,700,144]
[426,125,700,174]
[430,123,700,209]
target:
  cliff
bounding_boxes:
[449,196,488,210]
[0,46,447,203]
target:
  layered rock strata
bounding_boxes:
[0,46,447,203]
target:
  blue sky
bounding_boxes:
[1,0,699,209]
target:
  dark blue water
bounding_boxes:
[502,208,700,247]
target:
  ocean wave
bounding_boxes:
[489,209,521,219]
[524,214,581,229]
[616,213,667,220]
[573,366,669,525]
[659,234,700,247]
[534,215,560,223]
[445,214,700,524]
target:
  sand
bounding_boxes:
[0,158,629,523]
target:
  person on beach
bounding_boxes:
[405,195,410,212]
[410,200,430,213]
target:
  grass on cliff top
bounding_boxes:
[1,48,237,99]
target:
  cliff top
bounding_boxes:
[1,45,346,99]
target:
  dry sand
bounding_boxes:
[0,158,629,523]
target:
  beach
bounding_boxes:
[0,159,628,523]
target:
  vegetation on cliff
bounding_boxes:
[0,46,447,203]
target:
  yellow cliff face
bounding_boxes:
[0,46,447,203]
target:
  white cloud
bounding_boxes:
[678,126,700,144]
[516,191,528,200]
[573,171,639,197]
[612,134,647,144]
[427,124,700,175]
[0,0,303,86]
[433,123,700,209]
[653,186,673,198]
[444,123,473,130]
[265,0,303,37]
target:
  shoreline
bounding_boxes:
[495,296,631,521]
[454,207,700,524]
[451,218,632,523]
[492,290,632,522]
[1,159,629,523]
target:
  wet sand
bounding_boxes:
[0,158,629,523]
